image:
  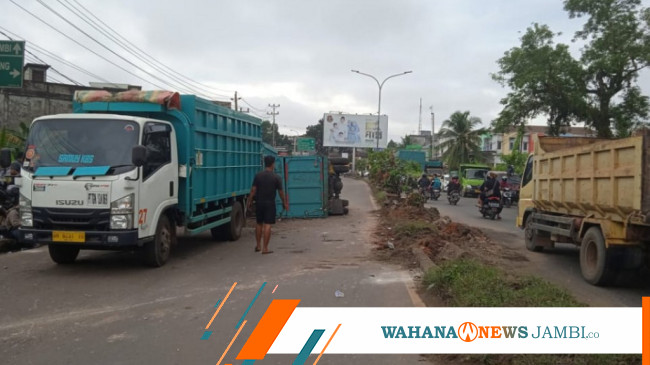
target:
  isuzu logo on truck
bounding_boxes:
[56,200,84,206]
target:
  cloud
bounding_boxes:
[1,0,648,144]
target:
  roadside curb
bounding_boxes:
[411,246,437,273]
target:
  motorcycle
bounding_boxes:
[447,190,460,205]
[479,196,503,220]
[501,187,514,208]
[430,188,441,201]
[418,186,429,201]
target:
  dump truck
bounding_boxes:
[517,131,650,285]
[459,163,489,197]
[14,90,263,266]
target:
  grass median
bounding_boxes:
[423,259,640,365]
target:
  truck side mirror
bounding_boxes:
[132,145,147,167]
[0,148,11,169]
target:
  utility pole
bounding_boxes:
[418,97,422,135]
[430,105,435,159]
[267,104,280,147]
[231,91,241,111]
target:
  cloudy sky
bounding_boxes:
[2,0,649,142]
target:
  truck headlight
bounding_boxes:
[110,194,134,230]
[19,195,33,227]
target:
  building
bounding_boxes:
[406,130,434,159]
[500,125,596,155]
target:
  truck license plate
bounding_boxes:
[52,231,85,243]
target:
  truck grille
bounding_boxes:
[32,207,110,231]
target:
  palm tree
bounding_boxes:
[437,111,485,170]
[398,135,413,149]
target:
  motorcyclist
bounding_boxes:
[447,175,461,194]
[0,187,20,242]
[500,175,510,189]
[478,172,502,219]
[430,174,442,191]
[417,174,430,191]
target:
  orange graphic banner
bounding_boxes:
[236,299,300,360]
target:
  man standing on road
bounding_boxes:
[246,156,288,254]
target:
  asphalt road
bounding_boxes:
[425,192,650,307]
[0,178,424,365]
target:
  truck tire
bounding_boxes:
[224,202,244,241]
[524,215,545,252]
[579,227,618,286]
[143,215,173,267]
[48,245,80,264]
[329,157,349,165]
[333,165,350,174]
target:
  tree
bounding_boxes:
[304,119,328,155]
[398,135,414,149]
[437,111,486,170]
[565,0,650,137]
[493,24,587,136]
[261,120,293,150]
[387,139,398,149]
[494,0,650,138]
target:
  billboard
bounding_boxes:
[322,113,388,148]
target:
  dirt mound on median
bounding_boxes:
[374,204,527,267]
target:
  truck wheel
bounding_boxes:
[524,215,545,252]
[580,227,617,286]
[224,202,244,241]
[143,215,173,267]
[329,157,349,165]
[48,245,80,264]
[333,165,350,174]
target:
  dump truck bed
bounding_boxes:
[532,131,650,225]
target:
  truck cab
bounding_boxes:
[459,164,489,197]
[19,114,179,265]
[18,90,261,267]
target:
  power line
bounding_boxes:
[240,97,267,112]
[53,0,223,99]
[0,28,81,85]
[9,0,168,89]
[34,0,191,92]
[0,26,108,83]
[66,0,234,97]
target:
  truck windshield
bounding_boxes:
[24,119,140,174]
[465,169,488,179]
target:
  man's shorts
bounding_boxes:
[256,200,276,224]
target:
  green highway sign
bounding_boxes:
[0,41,25,88]
[296,137,315,151]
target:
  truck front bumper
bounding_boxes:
[18,228,144,249]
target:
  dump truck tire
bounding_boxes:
[580,227,618,286]
[333,165,350,174]
[329,157,349,165]
[524,215,545,252]
[143,215,173,267]
[224,202,244,241]
[49,245,80,264]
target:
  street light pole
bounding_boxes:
[351,70,412,149]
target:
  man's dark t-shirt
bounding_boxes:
[253,170,282,202]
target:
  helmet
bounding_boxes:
[502,176,508,180]
[422,174,427,178]
[489,172,497,178]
